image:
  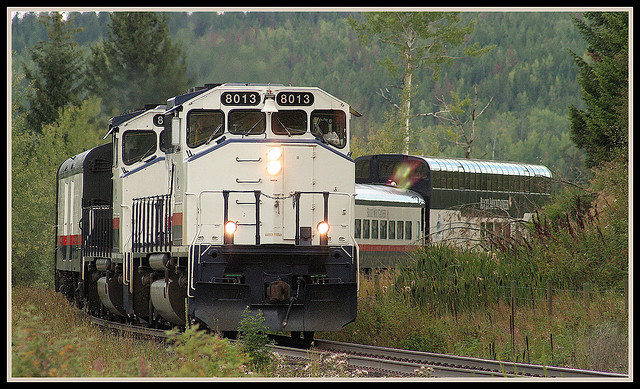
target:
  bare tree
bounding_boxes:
[433,84,493,159]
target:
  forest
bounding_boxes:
[10,10,628,288]
[11,10,589,181]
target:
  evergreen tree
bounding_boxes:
[21,12,85,133]
[86,12,193,114]
[568,11,628,168]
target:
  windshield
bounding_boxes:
[271,110,307,135]
[187,110,225,148]
[311,110,346,148]
[228,110,265,135]
[122,130,157,165]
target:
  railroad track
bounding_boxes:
[308,339,629,378]
[87,315,628,379]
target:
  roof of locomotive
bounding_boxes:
[57,143,112,179]
[355,183,425,207]
[164,82,361,116]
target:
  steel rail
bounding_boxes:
[313,339,629,379]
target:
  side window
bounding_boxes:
[397,221,404,240]
[405,221,412,240]
[187,110,225,148]
[354,219,361,239]
[388,221,395,240]
[311,110,346,148]
[272,110,307,135]
[159,130,169,152]
[229,110,265,135]
[363,219,370,239]
[122,130,157,165]
[371,220,379,239]
[380,220,387,239]
[355,159,370,180]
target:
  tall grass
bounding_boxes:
[325,159,629,373]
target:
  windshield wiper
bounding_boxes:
[205,123,224,144]
[277,118,292,136]
[242,119,263,136]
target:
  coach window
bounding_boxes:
[405,221,412,240]
[187,110,225,148]
[355,159,370,179]
[122,130,156,165]
[363,219,370,239]
[380,220,387,239]
[311,110,346,148]
[371,220,379,239]
[272,110,307,135]
[229,110,265,135]
[388,221,396,239]
[397,221,404,240]
[354,219,361,239]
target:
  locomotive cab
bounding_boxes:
[163,83,359,333]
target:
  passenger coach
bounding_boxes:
[354,154,552,270]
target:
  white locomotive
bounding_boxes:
[56,83,360,339]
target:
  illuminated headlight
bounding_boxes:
[267,160,282,175]
[267,147,282,175]
[267,147,282,160]
[225,221,238,235]
[317,221,330,235]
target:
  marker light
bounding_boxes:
[317,221,330,235]
[267,147,282,175]
[225,221,238,235]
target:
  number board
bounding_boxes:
[153,114,165,127]
[221,91,260,106]
[277,92,314,106]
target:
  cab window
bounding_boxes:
[187,110,224,148]
[272,110,307,135]
[311,110,346,148]
[229,110,265,135]
[122,130,156,165]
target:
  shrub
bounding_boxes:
[237,307,274,373]
[164,324,247,377]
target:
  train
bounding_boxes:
[55,83,360,340]
[354,154,552,271]
[55,82,553,339]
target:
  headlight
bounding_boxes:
[266,147,282,175]
[317,221,330,235]
[267,147,282,161]
[267,160,282,175]
[225,221,238,235]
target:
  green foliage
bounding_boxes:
[21,12,86,133]
[568,12,629,168]
[86,12,193,115]
[12,306,88,377]
[11,97,105,286]
[164,324,247,377]
[530,156,628,290]
[237,307,275,372]
[11,11,597,179]
[395,245,540,316]
[348,12,494,154]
